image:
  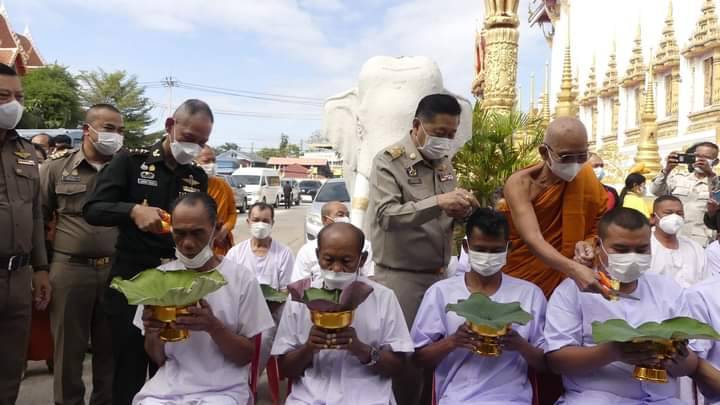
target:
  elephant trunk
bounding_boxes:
[350,174,370,231]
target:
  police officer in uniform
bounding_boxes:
[367,94,477,405]
[83,99,213,405]
[0,63,51,405]
[42,104,125,405]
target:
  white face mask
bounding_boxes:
[548,157,583,182]
[200,163,216,176]
[593,167,605,181]
[169,127,202,165]
[332,216,351,224]
[175,230,215,269]
[88,125,123,156]
[0,100,24,129]
[657,213,684,235]
[468,250,507,277]
[320,269,357,290]
[417,123,450,160]
[250,222,272,240]
[600,241,651,283]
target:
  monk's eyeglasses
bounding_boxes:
[544,144,589,164]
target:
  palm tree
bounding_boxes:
[453,106,545,208]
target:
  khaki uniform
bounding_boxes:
[367,133,456,405]
[650,170,719,247]
[0,130,48,405]
[41,147,117,405]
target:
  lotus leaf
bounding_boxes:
[261,284,289,303]
[287,278,373,312]
[592,317,720,344]
[446,293,532,330]
[110,268,227,306]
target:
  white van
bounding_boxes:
[231,168,283,207]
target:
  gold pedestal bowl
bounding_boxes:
[632,339,676,384]
[153,304,193,342]
[468,322,509,357]
[310,310,353,331]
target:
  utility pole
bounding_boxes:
[162,76,179,112]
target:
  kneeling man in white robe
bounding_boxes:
[133,192,275,405]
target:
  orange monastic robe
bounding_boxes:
[208,176,237,256]
[499,164,608,297]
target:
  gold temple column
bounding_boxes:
[479,0,520,112]
[713,48,720,105]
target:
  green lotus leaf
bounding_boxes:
[592,317,720,344]
[446,293,533,330]
[303,287,341,304]
[110,268,227,307]
[261,284,289,303]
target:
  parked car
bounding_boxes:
[281,179,301,206]
[231,167,283,208]
[299,179,322,202]
[221,175,248,213]
[304,178,351,241]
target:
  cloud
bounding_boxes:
[299,0,344,12]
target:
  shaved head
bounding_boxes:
[197,145,215,164]
[588,152,603,168]
[544,117,588,148]
[317,223,365,255]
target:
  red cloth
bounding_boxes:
[26,306,53,361]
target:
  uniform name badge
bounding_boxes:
[138,178,158,187]
[16,158,36,166]
[182,185,199,193]
[439,173,454,182]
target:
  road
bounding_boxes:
[17,204,309,405]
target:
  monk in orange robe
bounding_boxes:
[500,117,608,405]
[197,146,237,255]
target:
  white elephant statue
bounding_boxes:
[323,56,473,230]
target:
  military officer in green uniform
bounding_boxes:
[42,104,125,405]
[83,99,213,405]
[367,94,478,405]
[0,62,51,405]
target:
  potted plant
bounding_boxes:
[592,317,720,383]
[446,293,532,356]
[110,268,227,342]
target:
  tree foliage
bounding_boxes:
[21,65,83,129]
[214,142,239,155]
[453,106,545,207]
[77,69,154,147]
[257,134,301,159]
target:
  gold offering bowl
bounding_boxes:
[468,322,509,357]
[310,310,353,331]
[631,339,676,384]
[153,304,194,342]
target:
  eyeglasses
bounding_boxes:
[544,144,589,164]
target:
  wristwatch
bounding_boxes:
[366,346,380,367]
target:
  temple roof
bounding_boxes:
[0,4,44,74]
[16,32,43,67]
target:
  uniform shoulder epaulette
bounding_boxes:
[49,148,72,160]
[384,145,405,160]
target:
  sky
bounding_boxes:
[10,0,550,150]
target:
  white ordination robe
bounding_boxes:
[687,276,720,404]
[545,274,688,405]
[271,277,414,405]
[650,232,710,288]
[132,258,275,405]
[290,239,375,282]
[411,273,546,405]
[226,238,295,290]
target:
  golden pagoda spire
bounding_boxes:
[529,73,537,117]
[581,54,598,103]
[622,21,645,87]
[555,31,578,117]
[655,0,679,69]
[634,55,662,178]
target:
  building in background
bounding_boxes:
[302,143,343,177]
[530,0,720,186]
[0,4,45,75]
[216,150,267,175]
[267,157,333,179]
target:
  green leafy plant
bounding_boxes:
[446,293,533,330]
[453,106,545,207]
[110,268,227,307]
[303,287,341,303]
[260,284,290,303]
[592,317,720,343]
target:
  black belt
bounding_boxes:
[0,255,30,272]
[55,252,112,268]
